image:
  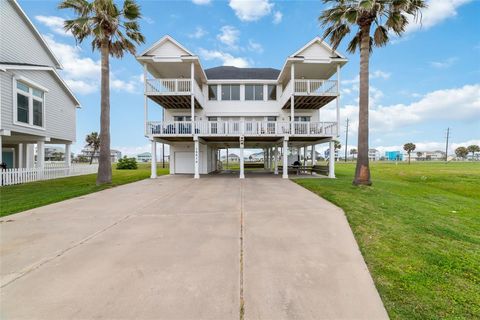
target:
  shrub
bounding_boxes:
[116,156,138,170]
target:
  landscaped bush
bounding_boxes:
[116,156,138,170]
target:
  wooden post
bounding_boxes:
[282,137,289,179]
[290,63,295,134]
[144,63,149,136]
[329,140,335,178]
[239,136,245,179]
[65,143,71,167]
[274,145,278,175]
[336,64,340,137]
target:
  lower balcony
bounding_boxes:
[147,121,337,137]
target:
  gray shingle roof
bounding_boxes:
[205,66,280,80]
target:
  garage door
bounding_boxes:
[174,151,202,174]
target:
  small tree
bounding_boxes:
[416,151,423,160]
[350,148,357,160]
[455,147,468,160]
[85,132,100,164]
[116,156,138,169]
[467,145,480,160]
[403,143,416,164]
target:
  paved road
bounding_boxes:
[0,175,388,319]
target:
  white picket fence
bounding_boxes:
[0,164,98,187]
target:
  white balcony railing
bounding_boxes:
[294,79,338,95]
[145,78,205,107]
[147,121,337,137]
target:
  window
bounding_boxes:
[15,80,45,128]
[267,85,277,100]
[245,84,264,101]
[173,116,192,121]
[208,85,217,100]
[292,116,311,122]
[221,84,240,100]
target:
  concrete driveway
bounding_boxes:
[0,175,388,319]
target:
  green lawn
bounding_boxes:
[295,162,480,319]
[0,163,169,217]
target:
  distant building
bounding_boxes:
[45,146,65,161]
[221,153,240,162]
[368,149,380,161]
[249,151,264,162]
[415,150,446,161]
[80,146,122,163]
[324,149,340,161]
[137,152,152,162]
[385,151,403,161]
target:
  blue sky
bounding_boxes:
[20,0,480,156]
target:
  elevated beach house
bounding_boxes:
[0,0,80,169]
[138,36,346,178]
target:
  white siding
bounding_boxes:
[0,0,58,67]
[169,142,213,174]
[297,42,332,60]
[146,40,189,57]
[1,69,77,142]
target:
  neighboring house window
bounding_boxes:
[245,84,264,101]
[221,84,240,100]
[15,80,45,128]
[208,85,217,100]
[267,85,277,100]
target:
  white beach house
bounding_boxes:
[137,36,346,179]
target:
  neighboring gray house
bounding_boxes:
[0,0,80,169]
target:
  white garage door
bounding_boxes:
[174,151,202,174]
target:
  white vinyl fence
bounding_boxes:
[1,164,98,187]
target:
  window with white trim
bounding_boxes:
[245,84,264,101]
[15,80,45,127]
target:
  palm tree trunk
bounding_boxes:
[96,41,112,185]
[89,149,94,165]
[353,24,372,186]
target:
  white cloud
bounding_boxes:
[189,26,207,39]
[272,11,283,24]
[429,57,458,69]
[65,79,97,95]
[142,16,155,25]
[229,0,274,22]
[247,39,263,53]
[192,0,211,4]
[199,48,250,67]
[217,25,240,49]
[35,15,69,36]
[327,84,480,137]
[406,0,473,33]
[111,78,137,93]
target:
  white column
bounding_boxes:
[36,140,45,168]
[311,145,317,166]
[17,143,23,168]
[282,138,289,179]
[336,64,340,137]
[266,148,270,170]
[329,140,335,178]
[194,136,200,179]
[144,63,149,136]
[290,63,295,134]
[239,137,245,179]
[191,62,195,132]
[226,147,229,170]
[150,139,157,179]
[274,145,278,175]
[21,143,28,168]
[65,143,71,167]
[303,146,307,166]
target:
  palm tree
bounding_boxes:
[59,0,145,185]
[319,0,426,185]
[403,142,416,164]
[467,145,480,160]
[85,132,100,164]
[455,147,468,160]
[350,148,357,160]
[334,140,342,161]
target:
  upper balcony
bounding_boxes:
[145,78,205,109]
[279,79,338,110]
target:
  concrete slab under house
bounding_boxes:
[137,35,347,179]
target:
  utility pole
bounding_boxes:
[344,118,349,162]
[445,127,450,163]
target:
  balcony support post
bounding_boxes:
[329,139,336,178]
[150,139,157,179]
[191,62,195,133]
[239,136,245,179]
[274,145,279,175]
[226,148,229,170]
[194,135,200,179]
[282,137,289,179]
[303,145,307,167]
[336,64,340,137]
[311,145,317,166]
[290,63,295,134]
[143,63,148,136]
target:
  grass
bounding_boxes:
[295,162,480,319]
[0,163,169,217]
